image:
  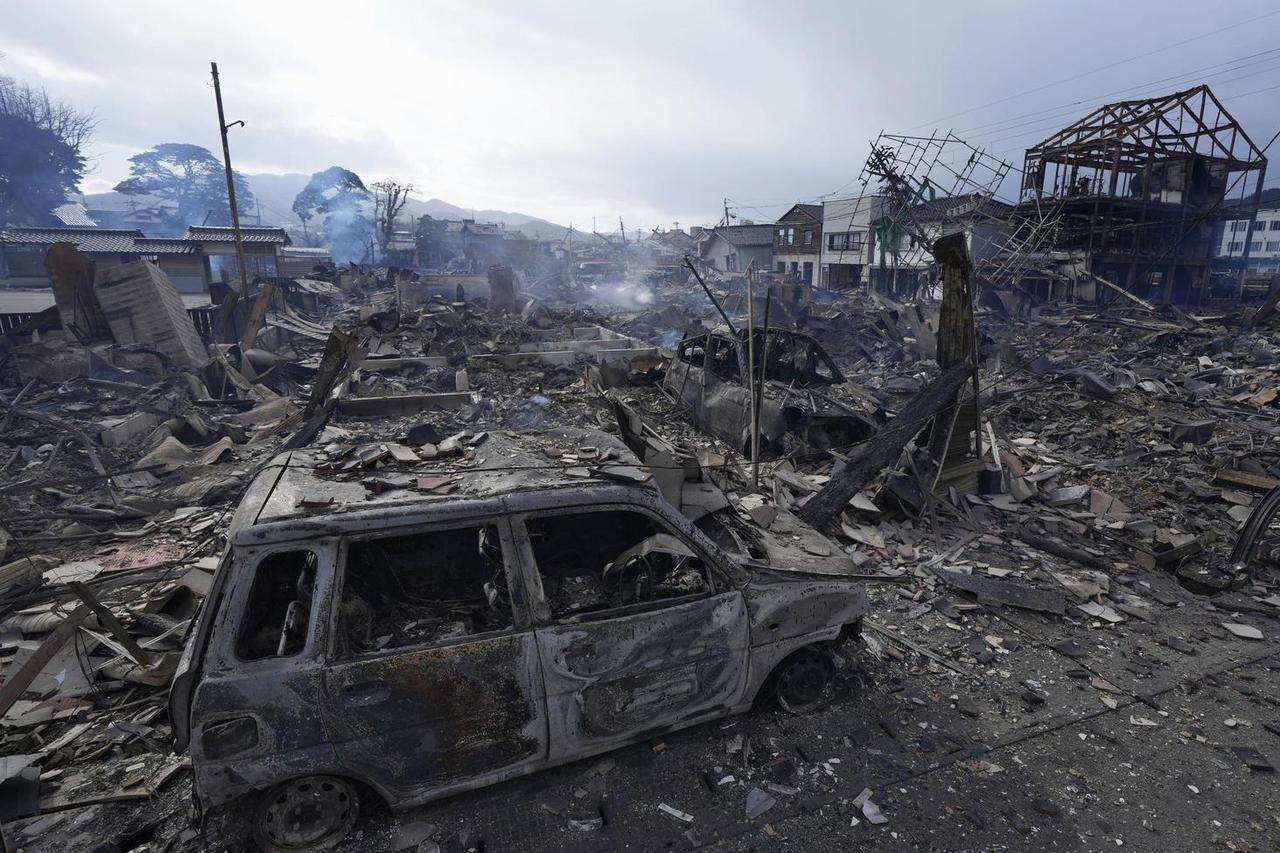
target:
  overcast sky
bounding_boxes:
[4,0,1280,230]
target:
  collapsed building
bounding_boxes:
[1002,84,1269,305]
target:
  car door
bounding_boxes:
[321,517,548,797]
[188,539,338,808]
[511,503,750,758]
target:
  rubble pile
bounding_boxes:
[2,249,1279,851]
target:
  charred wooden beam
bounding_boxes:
[795,359,972,528]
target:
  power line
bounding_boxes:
[905,8,1280,131]
[952,48,1280,141]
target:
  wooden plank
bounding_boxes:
[798,360,973,527]
[0,606,91,719]
[1213,468,1280,494]
[932,568,1066,615]
[68,581,153,667]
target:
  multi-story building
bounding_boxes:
[1218,204,1280,274]
[819,195,883,289]
[771,203,822,286]
[1013,85,1267,304]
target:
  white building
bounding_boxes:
[819,195,887,289]
[1219,206,1280,273]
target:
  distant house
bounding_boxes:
[0,224,291,293]
[51,203,98,227]
[0,227,203,292]
[384,230,418,267]
[84,202,174,232]
[460,220,532,269]
[278,246,334,278]
[652,228,695,254]
[183,226,291,283]
[772,203,822,286]
[697,224,775,273]
[869,194,1011,295]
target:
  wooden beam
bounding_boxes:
[0,606,91,719]
[797,359,973,527]
[1213,468,1280,494]
[68,582,153,667]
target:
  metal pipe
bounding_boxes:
[745,269,758,485]
[683,256,736,334]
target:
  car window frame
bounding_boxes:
[217,539,335,670]
[510,502,730,627]
[326,516,527,663]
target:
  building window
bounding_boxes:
[776,227,795,246]
[826,232,866,252]
[1250,242,1263,252]
[1270,220,1280,231]
[776,261,785,272]
[803,231,813,247]
[1231,221,1249,233]
[1229,241,1244,253]
[1267,241,1280,253]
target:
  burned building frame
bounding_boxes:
[1018,85,1268,305]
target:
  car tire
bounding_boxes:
[771,648,835,715]
[252,775,360,852]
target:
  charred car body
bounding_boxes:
[170,429,867,850]
[664,325,877,458]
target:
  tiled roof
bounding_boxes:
[135,238,201,255]
[715,224,776,247]
[779,203,822,223]
[916,193,1014,221]
[52,203,98,227]
[183,226,291,245]
[0,227,145,253]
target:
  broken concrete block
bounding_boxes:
[98,411,163,448]
[93,261,207,367]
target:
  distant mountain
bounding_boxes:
[80,171,573,241]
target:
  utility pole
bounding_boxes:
[211,62,249,299]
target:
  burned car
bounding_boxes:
[664,325,876,458]
[170,429,867,850]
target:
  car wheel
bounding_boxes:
[772,648,834,714]
[252,775,359,852]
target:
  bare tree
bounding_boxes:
[371,180,414,251]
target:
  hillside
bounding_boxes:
[82,172,572,241]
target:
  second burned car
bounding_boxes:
[664,325,877,459]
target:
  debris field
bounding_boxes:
[0,251,1279,853]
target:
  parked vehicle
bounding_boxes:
[664,325,877,459]
[170,429,868,851]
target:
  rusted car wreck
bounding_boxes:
[664,325,876,458]
[170,428,867,850]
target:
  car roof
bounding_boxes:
[229,427,658,543]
